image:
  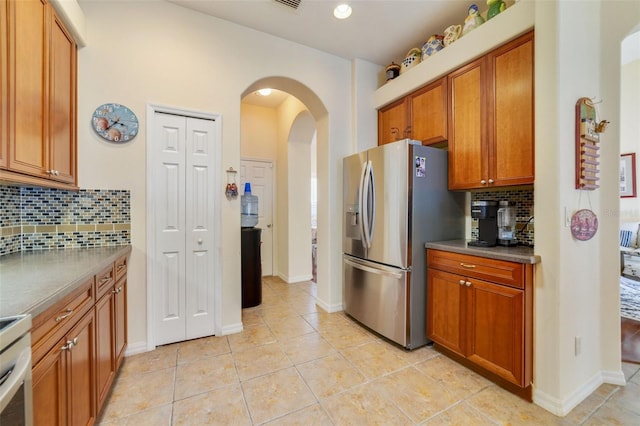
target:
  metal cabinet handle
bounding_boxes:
[459,263,476,269]
[100,276,111,284]
[480,179,487,185]
[55,309,73,322]
[117,264,125,271]
[488,178,494,184]
[459,280,465,286]
[61,337,77,351]
[198,238,203,244]
[466,281,472,287]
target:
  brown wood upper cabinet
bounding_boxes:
[378,77,448,146]
[448,31,534,190]
[1,0,77,189]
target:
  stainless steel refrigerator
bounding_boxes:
[342,139,464,349]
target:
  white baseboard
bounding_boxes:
[124,341,149,357]
[277,272,313,283]
[220,322,243,336]
[315,297,343,313]
[533,368,626,416]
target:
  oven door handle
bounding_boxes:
[0,346,31,413]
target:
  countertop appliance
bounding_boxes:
[469,200,498,247]
[0,314,33,425]
[497,200,518,246]
[342,139,464,349]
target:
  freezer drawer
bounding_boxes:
[343,256,408,347]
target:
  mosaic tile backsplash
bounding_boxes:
[470,189,535,247]
[0,185,130,256]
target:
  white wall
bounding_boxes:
[240,104,278,160]
[620,58,640,221]
[77,0,353,348]
[532,0,639,415]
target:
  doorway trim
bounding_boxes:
[145,103,223,351]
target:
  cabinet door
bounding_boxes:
[8,0,48,178]
[0,0,7,169]
[67,311,96,426]
[33,341,67,426]
[466,278,524,386]
[95,290,115,412]
[378,98,407,145]
[427,269,465,356]
[448,57,487,189]
[114,276,127,369]
[409,77,447,145]
[487,31,534,187]
[48,9,76,184]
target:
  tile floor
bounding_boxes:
[98,276,640,425]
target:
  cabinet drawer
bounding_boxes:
[427,249,525,289]
[96,263,115,300]
[115,254,128,282]
[31,277,94,366]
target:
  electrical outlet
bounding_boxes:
[575,336,582,356]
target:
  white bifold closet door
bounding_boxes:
[152,112,217,346]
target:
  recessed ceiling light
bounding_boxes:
[257,88,272,96]
[333,4,352,19]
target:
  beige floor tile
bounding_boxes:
[621,361,640,382]
[423,401,496,425]
[99,368,175,422]
[301,311,349,331]
[416,354,492,399]
[370,366,462,423]
[263,404,332,425]
[172,383,252,426]
[605,379,640,415]
[118,344,177,378]
[296,353,366,399]
[242,367,317,424]
[227,323,278,353]
[265,314,316,340]
[289,295,320,315]
[466,385,570,425]
[340,340,411,379]
[242,308,265,327]
[97,404,173,426]
[260,304,302,323]
[318,321,377,350]
[388,343,440,365]
[279,332,336,365]
[233,342,292,381]
[177,335,231,364]
[583,402,640,425]
[564,383,622,424]
[174,353,239,400]
[321,383,413,425]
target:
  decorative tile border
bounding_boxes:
[0,186,131,256]
[470,189,535,246]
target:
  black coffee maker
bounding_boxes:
[468,200,498,247]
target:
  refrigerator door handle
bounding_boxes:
[344,257,403,279]
[367,160,376,246]
[361,160,374,249]
[358,161,369,249]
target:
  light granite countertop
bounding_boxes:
[425,240,541,264]
[0,246,132,318]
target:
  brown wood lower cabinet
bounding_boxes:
[426,249,533,400]
[33,310,96,426]
[32,253,129,425]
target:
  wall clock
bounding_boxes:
[92,103,139,142]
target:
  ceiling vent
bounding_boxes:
[273,0,301,10]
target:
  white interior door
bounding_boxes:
[240,159,274,276]
[151,111,217,346]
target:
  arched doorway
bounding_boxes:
[241,77,340,312]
